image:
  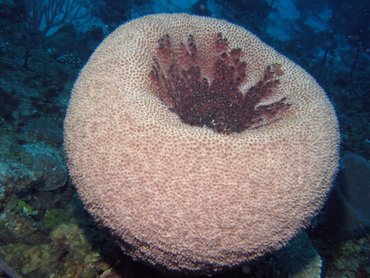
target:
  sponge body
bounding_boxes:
[64,14,339,273]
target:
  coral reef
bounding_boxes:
[321,236,370,277]
[0,0,368,277]
[64,13,339,274]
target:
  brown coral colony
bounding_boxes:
[150,33,290,134]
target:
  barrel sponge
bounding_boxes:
[64,14,339,273]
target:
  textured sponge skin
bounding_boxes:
[64,14,339,273]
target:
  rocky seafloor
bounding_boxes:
[0,0,369,277]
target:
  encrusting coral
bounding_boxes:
[64,14,339,274]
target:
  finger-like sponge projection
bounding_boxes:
[64,14,339,274]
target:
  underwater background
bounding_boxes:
[0,0,369,277]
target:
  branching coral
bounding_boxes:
[150,33,290,134]
[25,0,90,34]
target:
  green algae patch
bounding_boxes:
[43,208,70,229]
[16,199,39,217]
[21,244,52,275]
